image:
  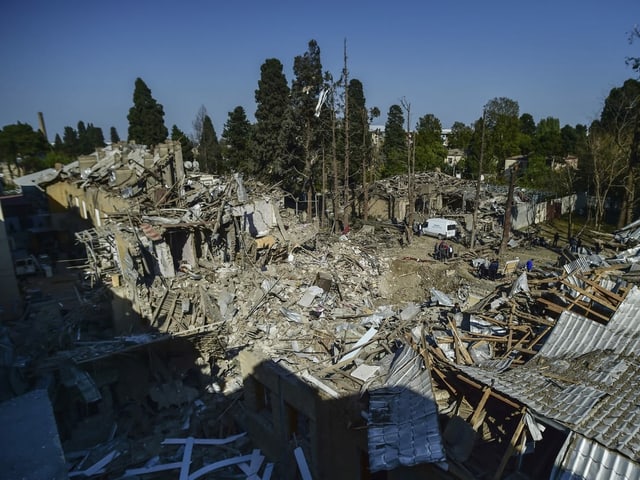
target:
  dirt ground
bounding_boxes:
[376,216,617,308]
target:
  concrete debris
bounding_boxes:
[4,142,640,478]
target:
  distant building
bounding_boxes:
[504,155,528,171]
[445,148,465,169]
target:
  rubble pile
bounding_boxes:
[3,141,640,479]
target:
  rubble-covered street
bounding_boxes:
[2,141,640,479]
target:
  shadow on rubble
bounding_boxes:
[234,354,569,480]
[0,277,249,478]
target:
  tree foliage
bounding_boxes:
[484,97,521,173]
[587,121,628,228]
[534,117,563,162]
[448,121,473,151]
[222,106,253,174]
[290,39,324,195]
[599,78,640,226]
[381,104,406,177]
[0,122,49,176]
[414,113,446,171]
[57,122,105,157]
[626,25,640,74]
[127,77,168,146]
[346,79,370,184]
[110,127,121,144]
[170,125,194,165]
[254,58,291,181]
[198,113,222,173]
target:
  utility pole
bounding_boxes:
[401,98,414,244]
[362,107,369,221]
[470,109,486,249]
[499,163,518,256]
[342,38,350,232]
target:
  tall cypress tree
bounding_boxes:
[222,106,253,174]
[199,115,222,173]
[254,58,290,180]
[110,127,121,144]
[127,77,168,147]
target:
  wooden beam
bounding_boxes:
[562,281,618,312]
[449,318,474,365]
[536,296,567,315]
[469,387,492,430]
[511,307,555,327]
[455,374,521,409]
[493,409,527,480]
[579,275,625,304]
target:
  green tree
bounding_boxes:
[484,97,521,173]
[170,125,194,165]
[447,121,473,151]
[534,117,563,166]
[254,58,291,180]
[0,122,49,177]
[53,134,63,151]
[110,126,121,144]
[62,126,79,157]
[77,121,88,153]
[414,113,447,171]
[600,78,640,226]
[198,114,222,173]
[518,113,536,154]
[127,77,168,146]
[587,121,627,228]
[83,123,105,153]
[221,106,253,173]
[381,104,406,177]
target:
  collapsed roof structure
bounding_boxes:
[1,141,639,479]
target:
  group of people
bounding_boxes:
[477,259,500,280]
[433,241,454,261]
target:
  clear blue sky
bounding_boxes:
[1,0,639,142]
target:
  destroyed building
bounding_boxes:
[1,141,639,479]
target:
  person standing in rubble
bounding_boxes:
[436,240,449,262]
[488,259,499,280]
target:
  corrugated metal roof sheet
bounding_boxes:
[367,346,446,472]
[551,432,640,480]
[460,286,640,474]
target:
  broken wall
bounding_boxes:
[46,182,130,230]
[238,350,373,480]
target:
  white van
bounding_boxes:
[421,218,458,239]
